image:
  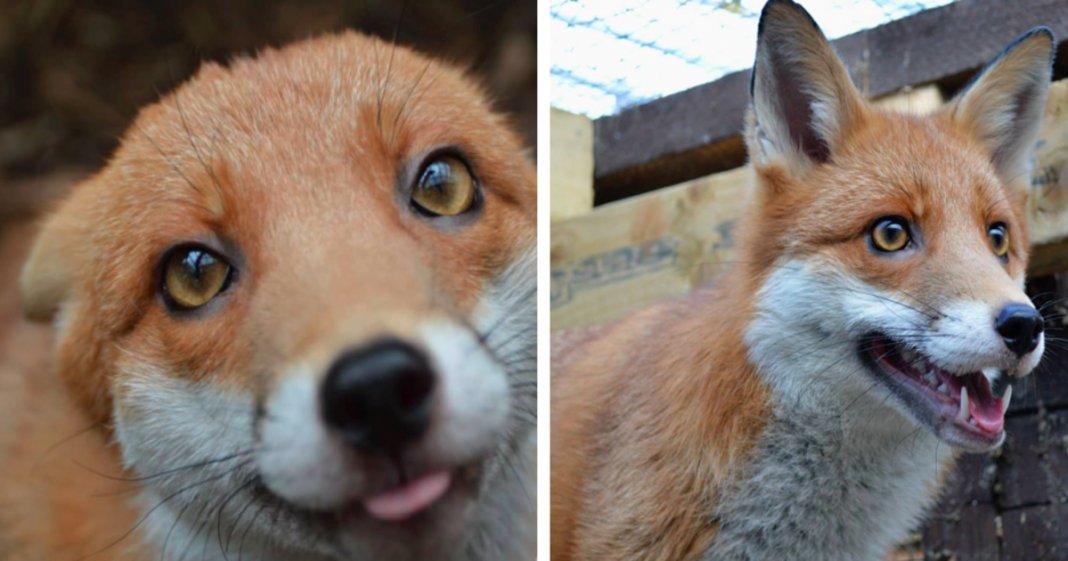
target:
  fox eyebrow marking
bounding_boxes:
[171,87,229,217]
[130,120,227,220]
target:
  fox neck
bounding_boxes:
[701,257,956,560]
[705,404,952,561]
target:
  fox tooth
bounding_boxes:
[924,371,937,386]
[1001,384,1013,413]
[958,388,969,421]
[937,383,948,395]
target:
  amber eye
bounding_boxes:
[162,246,233,310]
[411,155,477,217]
[870,216,911,253]
[989,222,1010,259]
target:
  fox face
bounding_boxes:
[19,32,535,560]
[742,1,1051,452]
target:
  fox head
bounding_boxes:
[741,0,1052,452]
[19,32,535,560]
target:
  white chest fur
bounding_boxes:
[703,406,950,560]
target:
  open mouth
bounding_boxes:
[858,333,1012,447]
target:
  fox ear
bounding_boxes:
[945,27,1053,187]
[20,198,86,322]
[746,0,863,171]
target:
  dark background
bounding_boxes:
[0,0,536,186]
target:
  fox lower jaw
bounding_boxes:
[745,258,1038,452]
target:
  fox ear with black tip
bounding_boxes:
[745,0,864,175]
[943,27,1054,191]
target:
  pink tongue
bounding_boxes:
[363,470,451,522]
[966,385,1004,434]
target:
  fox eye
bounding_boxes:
[410,155,477,217]
[989,222,1010,259]
[870,216,911,253]
[161,245,233,311]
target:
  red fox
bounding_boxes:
[551,1,1052,560]
[0,32,535,560]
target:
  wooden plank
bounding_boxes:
[550,108,594,221]
[593,71,750,203]
[1000,504,1068,561]
[1005,365,1068,415]
[997,410,1068,509]
[1028,80,1068,253]
[871,85,944,112]
[931,453,997,511]
[589,85,946,205]
[593,0,1068,202]
[551,166,749,329]
[551,79,1068,331]
[921,503,1000,561]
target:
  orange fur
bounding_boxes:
[552,284,771,561]
[2,31,534,560]
[551,3,1050,559]
[551,116,1029,561]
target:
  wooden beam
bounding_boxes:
[551,166,750,329]
[871,85,944,112]
[550,109,594,221]
[593,0,1068,203]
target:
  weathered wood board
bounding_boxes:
[550,108,594,222]
[551,80,1068,330]
[551,166,750,329]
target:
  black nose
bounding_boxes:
[320,340,435,453]
[995,303,1044,357]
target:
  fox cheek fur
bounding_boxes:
[14,32,535,561]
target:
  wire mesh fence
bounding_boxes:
[551,0,955,117]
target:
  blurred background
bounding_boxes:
[0,0,536,211]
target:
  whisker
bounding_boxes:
[76,459,253,561]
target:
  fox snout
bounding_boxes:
[320,339,437,455]
[995,303,1044,357]
[255,317,511,504]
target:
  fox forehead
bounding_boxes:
[758,111,1024,245]
[746,110,1029,297]
[80,33,530,291]
[114,31,532,212]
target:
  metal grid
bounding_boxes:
[551,0,956,118]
